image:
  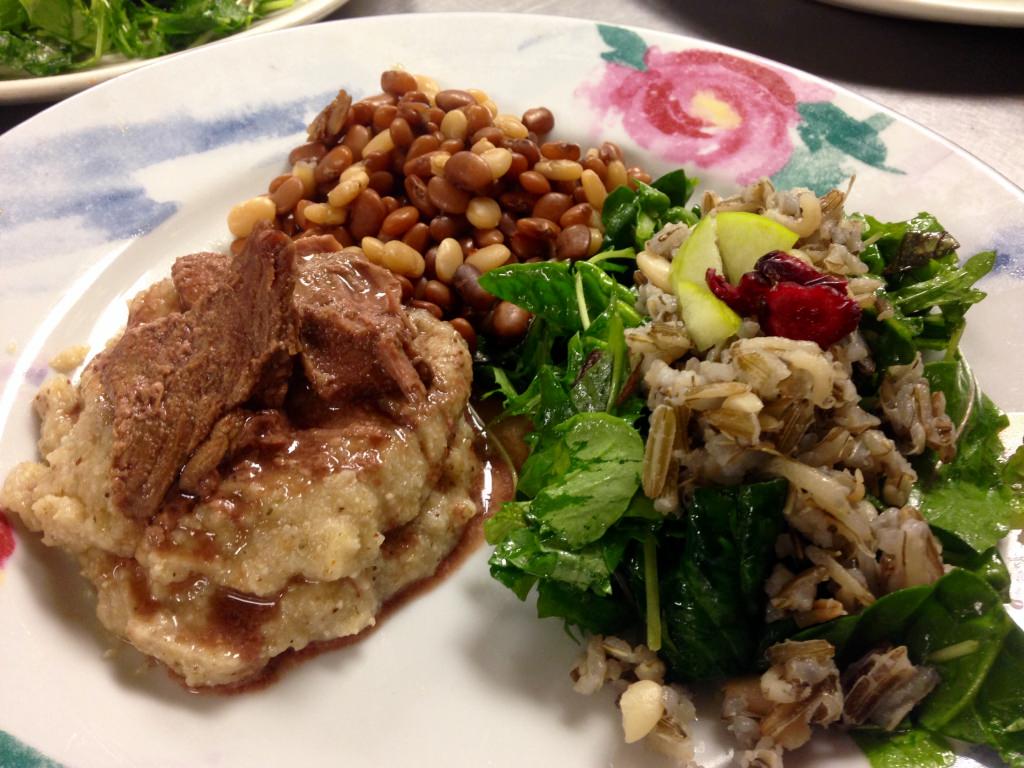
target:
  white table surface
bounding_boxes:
[2,0,1023,191]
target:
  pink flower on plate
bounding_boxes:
[585,40,812,184]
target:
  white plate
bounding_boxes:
[1,12,1023,768]
[817,0,1024,26]
[0,0,349,105]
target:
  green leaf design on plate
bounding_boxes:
[0,731,64,768]
[772,102,903,195]
[597,24,647,71]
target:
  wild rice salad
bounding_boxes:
[480,175,1023,765]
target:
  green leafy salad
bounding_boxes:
[477,170,1024,767]
[0,0,292,77]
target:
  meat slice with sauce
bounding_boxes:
[293,250,427,403]
[99,226,297,520]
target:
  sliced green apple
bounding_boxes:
[670,214,721,287]
[717,212,799,284]
[672,278,741,352]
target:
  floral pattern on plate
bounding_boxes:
[582,25,903,194]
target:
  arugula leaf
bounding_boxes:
[1,0,293,77]
[652,480,788,680]
[490,527,615,594]
[914,360,1024,552]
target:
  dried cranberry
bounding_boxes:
[755,250,848,293]
[760,282,862,348]
[707,268,770,317]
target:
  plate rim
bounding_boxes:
[1,12,1022,768]
[816,0,1024,27]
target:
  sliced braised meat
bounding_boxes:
[171,251,231,310]
[293,251,426,403]
[96,226,297,520]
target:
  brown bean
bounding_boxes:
[350,101,374,125]
[560,202,594,229]
[435,89,476,111]
[289,141,327,165]
[348,189,387,240]
[459,235,475,254]
[490,301,532,341]
[444,151,493,194]
[572,186,588,205]
[452,263,496,312]
[362,92,397,109]
[518,170,551,196]
[380,205,420,238]
[521,107,554,135]
[400,90,430,105]
[628,167,653,185]
[411,299,442,319]
[403,151,436,179]
[267,174,290,193]
[329,227,354,248]
[507,152,529,180]
[464,104,492,135]
[421,280,454,313]
[402,222,431,253]
[269,175,304,214]
[342,124,371,156]
[426,106,445,125]
[509,231,552,261]
[364,151,391,174]
[516,217,561,241]
[388,117,414,148]
[555,223,592,261]
[368,170,394,195]
[449,317,477,353]
[372,105,398,132]
[381,196,399,214]
[407,134,441,162]
[505,138,540,166]
[426,176,471,214]
[429,215,467,241]
[405,175,438,217]
[532,192,573,222]
[599,141,624,164]
[474,228,505,247]
[471,126,504,146]
[498,212,517,238]
[314,144,354,184]
[397,102,428,128]
[499,190,536,215]
[540,141,581,162]
[440,138,465,155]
[294,199,313,229]
[396,274,415,302]
[583,155,608,181]
[381,69,418,96]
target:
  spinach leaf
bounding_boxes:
[654,479,789,680]
[479,262,582,333]
[798,568,1024,763]
[520,413,643,547]
[852,728,955,768]
[536,580,631,635]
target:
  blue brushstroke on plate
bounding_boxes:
[0,89,335,253]
[0,730,64,768]
[987,223,1024,278]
